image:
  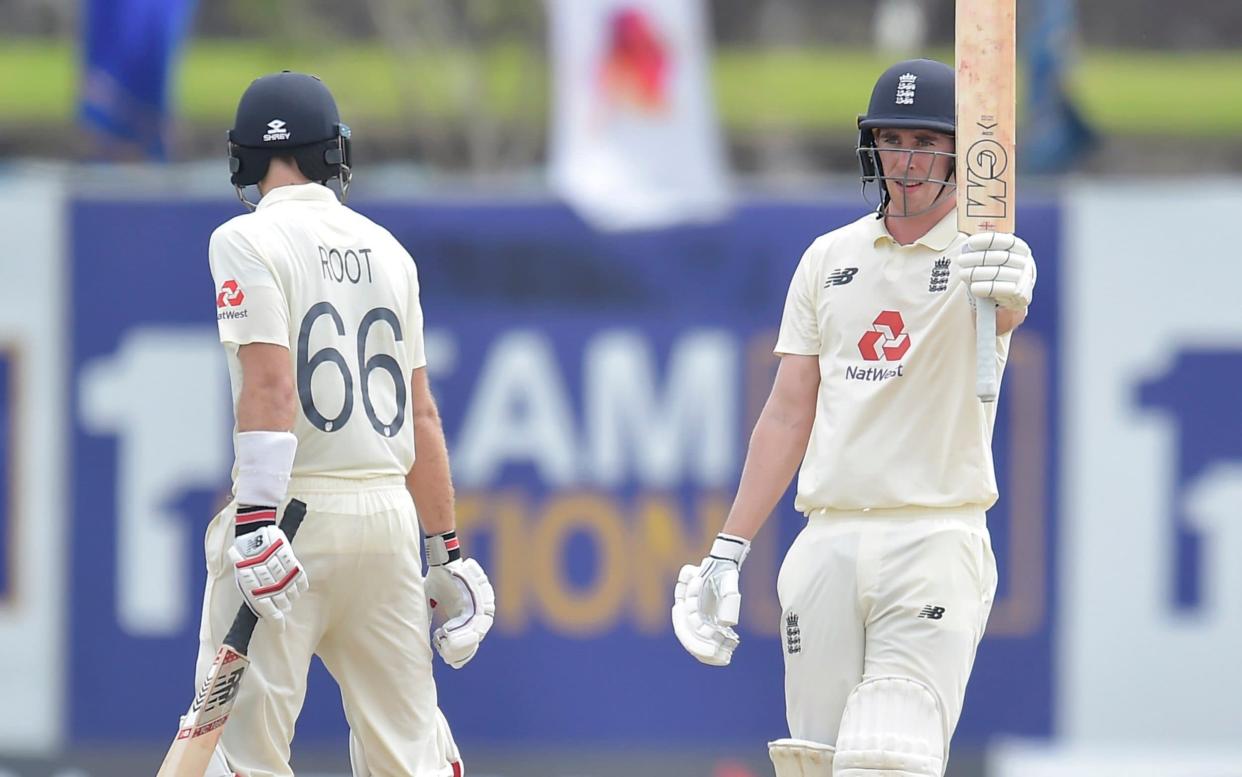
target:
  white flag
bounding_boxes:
[547,0,732,231]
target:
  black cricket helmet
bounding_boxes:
[227,71,351,204]
[856,59,955,216]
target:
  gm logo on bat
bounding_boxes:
[964,132,1009,220]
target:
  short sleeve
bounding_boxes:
[405,257,427,370]
[208,224,290,347]
[774,243,822,356]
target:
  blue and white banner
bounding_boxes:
[80,0,198,158]
[1023,0,1095,173]
[0,176,67,754]
[1059,183,1242,745]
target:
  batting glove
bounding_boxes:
[425,531,496,669]
[229,520,308,631]
[957,231,1037,310]
[672,533,750,666]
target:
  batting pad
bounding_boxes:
[834,676,945,776]
[769,738,834,777]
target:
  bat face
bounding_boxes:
[156,645,250,777]
[955,0,1017,236]
[156,500,305,777]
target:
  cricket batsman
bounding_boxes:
[671,59,1037,777]
[195,71,494,777]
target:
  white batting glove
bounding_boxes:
[425,531,496,669]
[228,524,308,631]
[672,533,750,666]
[957,231,1037,310]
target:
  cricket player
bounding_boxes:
[198,71,494,777]
[671,59,1036,777]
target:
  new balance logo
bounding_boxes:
[824,267,859,288]
[785,612,802,654]
[918,605,945,620]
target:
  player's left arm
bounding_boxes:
[406,366,454,535]
[407,365,497,669]
[957,231,1035,336]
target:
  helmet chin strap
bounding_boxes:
[234,184,260,211]
[334,131,352,204]
[870,148,956,218]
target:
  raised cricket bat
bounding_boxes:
[155,499,307,777]
[956,0,1017,402]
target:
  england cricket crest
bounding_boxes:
[784,612,801,655]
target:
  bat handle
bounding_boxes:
[975,298,998,402]
[223,499,308,656]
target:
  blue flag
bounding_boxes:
[80,0,198,159]
[1024,0,1097,173]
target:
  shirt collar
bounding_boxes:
[256,182,339,210]
[870,209,961,251]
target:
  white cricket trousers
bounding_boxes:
[196,475,460,777]
[777,507,997,765]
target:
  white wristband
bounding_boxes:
[709,533,751,568]
[234,430,298,505]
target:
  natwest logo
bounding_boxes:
[858,310,910,361]
[216,280,245,308]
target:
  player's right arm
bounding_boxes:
[721,354,820,541]
[209,222,308,631]
[673,240,823,667]
[671,355,818,667]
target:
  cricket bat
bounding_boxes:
[155,499,307,777]
[956,0,1017,402]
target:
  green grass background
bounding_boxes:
[0,40,1234,136]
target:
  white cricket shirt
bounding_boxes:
[209,183,426,480]
[774,210,1009,512]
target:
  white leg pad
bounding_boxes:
[768,738,834,777]
[833,676,945,777]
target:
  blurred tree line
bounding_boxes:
[2,0,1238,173]
[4,0,1241,48]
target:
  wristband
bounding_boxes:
[709,533,751,568]
[425,530,462,566]
[234,430,298,506]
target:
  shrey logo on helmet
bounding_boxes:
[262,119,290,142]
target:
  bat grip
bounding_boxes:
[975,298,999,402]
[223,499,308,656]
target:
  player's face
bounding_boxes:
[874,129,955,216]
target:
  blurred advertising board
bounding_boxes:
[63,195,1060,750]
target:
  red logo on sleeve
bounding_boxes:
[216,280,245,308]
[858,310,911,361]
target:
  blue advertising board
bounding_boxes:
[69,197,1059,750]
